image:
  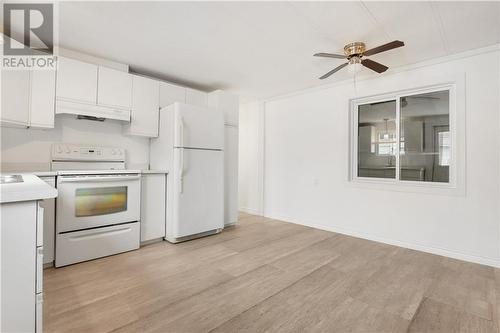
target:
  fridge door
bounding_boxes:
[173,103,224,150]
[171,148,224,238]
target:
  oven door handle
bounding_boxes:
[58,175,141,183]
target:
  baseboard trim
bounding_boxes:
[264,212,500,268]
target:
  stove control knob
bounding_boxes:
[57,145,63,154]
[65,146,71,154]
[111,149,116,155]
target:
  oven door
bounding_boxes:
[56,174,141,233]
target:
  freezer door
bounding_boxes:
[172,148,224,238]
[173,103,224,150]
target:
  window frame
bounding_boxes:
[349,83,457,189]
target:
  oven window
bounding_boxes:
[75,187,128,217]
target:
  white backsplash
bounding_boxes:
[1,114,149,172]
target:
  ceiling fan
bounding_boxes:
[314,40,405,79]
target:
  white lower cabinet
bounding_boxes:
[39,176,56,264]
[1,200,43,333]
[140,173,167,242]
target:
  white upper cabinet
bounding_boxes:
[30,70,56,128]
[56,57,98,104]
[1,69,56,129]
[1,70,30,127]
[123,75,160,137]
[208,90,239,126]
[97,66,132,109]
[159,81,185,108]
[185,88,208,107]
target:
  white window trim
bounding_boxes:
[349,82,463,195]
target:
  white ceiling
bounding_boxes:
[57,1,500,102]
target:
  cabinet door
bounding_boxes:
[1,201,37,333]
[185,88,207,107]
[39,177,56,264]
[208,90,239,125]
[30,70,56,128]
[124,75,160,137]
[159,81,185,108]
[56,57,98,104]
[97,66,132,109]
[1,69,30,127]
[224,126,239,226]
[140,174,166,242]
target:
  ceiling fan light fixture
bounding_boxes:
[314,40,405,79]
[348,56,362,74]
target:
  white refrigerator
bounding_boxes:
[150,102,224,242]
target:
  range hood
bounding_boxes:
[55,99,131,122]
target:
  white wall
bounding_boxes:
[244,46,500,266]
[0,115,149,171]
[238,102,264,215]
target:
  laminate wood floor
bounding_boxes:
[44,213,500,332]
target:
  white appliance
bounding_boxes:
[51,144,140,267]
[55,100,131,122]
[150,102,224,242]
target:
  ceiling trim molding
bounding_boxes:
[262,43,499,104]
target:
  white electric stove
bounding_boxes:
[51,144,141,267]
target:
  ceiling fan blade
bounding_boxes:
[363,40,404,56]
[361,59,388,73]
[319,63,348,79]
[314,52,346,59]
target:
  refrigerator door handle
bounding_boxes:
[179,148,184,193]
[178,115,185,194]
[179,116,184,147]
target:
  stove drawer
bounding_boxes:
[55,222,140,267]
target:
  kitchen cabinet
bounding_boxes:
[185,88,208,107]
[207,90,239,226]
[1,201,44,333]
[1,69,30,126]
[30,70,56,128]
[140,173,166,242]
[56,56,98,104]
[1,69,56,128]
[208,90,239,125]
[224,126,239,226]
[159,81,186,108]
[123,75,160,137]
[97,66,132,109]
[39,176,56,265]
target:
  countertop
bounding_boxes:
[1,173,58,204]
[1,169,167,176]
